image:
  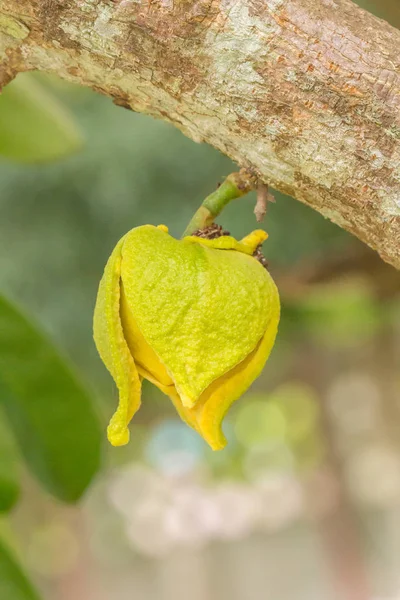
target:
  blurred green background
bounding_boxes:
[0,1,399,599]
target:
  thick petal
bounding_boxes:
[118,295,202,434]
[120,284,174,387]
[194,305,280,450]
[120,226,276,408]
[93,237,141,446]
[166,300,280,450]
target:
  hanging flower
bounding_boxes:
[93,224,280,450]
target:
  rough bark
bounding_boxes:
[0,0,399,269]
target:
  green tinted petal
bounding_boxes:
[161,292,280,450]
[93,237,141,446]
[194,305,280,450]
[120,226,276,408]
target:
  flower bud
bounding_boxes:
[93,225,280,450]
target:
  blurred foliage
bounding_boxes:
[0,410,20,513]
[0,538,40,600]
[0,295,102,503]
[0,75,83,164]
[355,0,400,27]
[285,281,381,349]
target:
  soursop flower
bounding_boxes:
[93,224,280,450]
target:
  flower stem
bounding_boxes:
[182,169,257,237]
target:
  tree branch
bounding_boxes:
[1,0,399,269]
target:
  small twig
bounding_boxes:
[182,168,257,237]
[254,184,275,223]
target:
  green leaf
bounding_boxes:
[0,73,83,163]
[0,537,41,600]
[0,410,20,513]
[0,294,102,503]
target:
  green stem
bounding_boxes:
[182,169,257,237]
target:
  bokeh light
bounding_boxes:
[26,521,79,578]
[145,420,205,477]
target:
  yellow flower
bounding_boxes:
[93,225,280,450]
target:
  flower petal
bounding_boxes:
[121,226,275,409]
[193,305,280,450]
[93,237,141,446]
[118,293,203,435]
[120,283,174,387]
